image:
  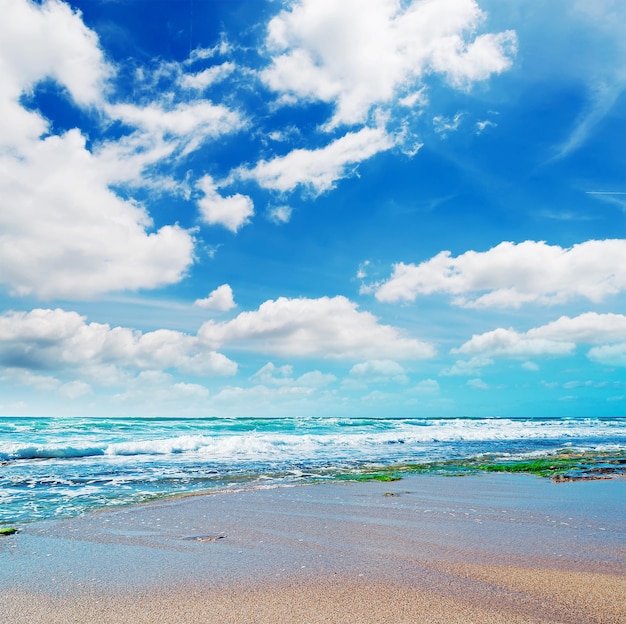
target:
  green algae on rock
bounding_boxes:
[332,450,626,484]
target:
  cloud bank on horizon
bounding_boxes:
[0,0,624,418]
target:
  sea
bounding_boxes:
[1,415,625,525]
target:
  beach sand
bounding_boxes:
[1,474,624,623]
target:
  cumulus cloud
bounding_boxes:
[250,362,336,388]
[374,240,626,307]
[240,126,393,194]
[0,368,61,392]
[197,175,254,232]
[528,312,626,344]
[455,327,576,358]
[455,312,626,358]
[0,0,110,150]
[588,343,626,367]
[261,0,516,128]
[194,284,237,311]
[349,360,408,383]
[0,1,193,299]
[198,296,435,360]
[250,362,293,385]
[1,130,196,299]
[0,0,251,299]
[0,308,238,381]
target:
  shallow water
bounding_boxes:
[1,415,625,524]
[3,474,625,594]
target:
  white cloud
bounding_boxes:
[250,362,293,385]
[188,40,232,62]
[455,327,576,358]
[209,382,338,416]
[529,312,626,343]
[588,343,626,367]
[180,61,235,90]
[433,112,464,136]
[1,130,196,299]
[171,382,211,399]
[250,362,336,388]
[349,359,408,383]
[112,371,210,413]
[267,205,293,224]
[467,378,489,389]
[522,361,539,371]
[0,308,238,380]
[194,284,237,312]
[240,126,393,194]
[198,296,435,360]
[261,0,516,128]
[455,312,626,358]
[58,380,92,400]
[361,390,389,402]
[475,119,497,134]
[374,239,626,307]
[0,0,218,299]
[399,88,428,108]
[440,355,493,376]
[108,101,241,140]
[562,380,610,390]
[433,30,517,88]
[197,175,254,232]
[0,368,61,392]
[296,370,338,388]
[0,0,110,150]
[0,1,254,300]
[411,378,440,394]
[356,260,371,280]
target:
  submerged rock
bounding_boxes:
[182,534,226,542]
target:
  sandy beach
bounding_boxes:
[1,474,625,623]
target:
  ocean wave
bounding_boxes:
[0,444,106,462]
[2,416,626,525]
[2,417,625,464]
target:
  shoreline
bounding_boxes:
[1,473,625,623]
[3,447,624,528]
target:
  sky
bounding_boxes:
[0,0,625,419]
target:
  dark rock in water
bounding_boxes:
[552,473,610,483]
[182,535,226,542]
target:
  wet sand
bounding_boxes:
[1,474,625,623]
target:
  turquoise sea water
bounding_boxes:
[1,415,625,525]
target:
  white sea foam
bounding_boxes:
[0,443,106,461]
[1,417,625,464]
[2,416,625,524]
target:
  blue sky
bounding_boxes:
[1,0,625,418]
